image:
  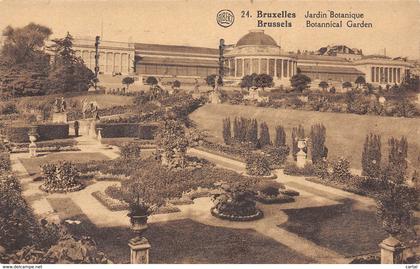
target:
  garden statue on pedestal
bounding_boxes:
[81,98,99,119]
[28,127,38,158]
[52,97,68,123]
[296,139,307,168]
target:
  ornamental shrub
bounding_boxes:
[222,117,231,145]
[120,142,142,160]
[274,125,286,147]
[0,174,40,251]
[386,136,408,184]
[331,157,351,182]
[245,154,271,176]
[245,118,258,148]
[258,122,271,148]
[309,123,327,163]
[362,134,382,179]
[263,145,290,168]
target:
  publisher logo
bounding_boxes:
[217,9,235,28]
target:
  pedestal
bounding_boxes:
[97,128,102,144]
[128,237,151,264]
[52,112,68,123]
[29,142,37,158]
[379,236,404,264]
[296,150,307,168]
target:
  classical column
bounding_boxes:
[242,58,245,77]
[234,59,238,77]
[274,59,277,78]
[389,68,392,83]
[371,66,375,82]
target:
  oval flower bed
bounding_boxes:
[255,192,295,204]
[210,206,263,221]
[40,162,85,193]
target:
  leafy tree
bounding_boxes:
[172,80,181,89]
[342,81,353,90]
[122,76,135,90]
[0,23,52,96]
[290,73,311,92]
[48,32,94,93]
[205,74,222,88]
[309,124,327,163]
[146,76,158,86]
[318,81,328,91]
[376,170,418,236]
[1,23,52,65]
[355,76,366,88]
[222,117,232,145]
[258,122,271,148]
[254,74,274,90]
[362,134,382,178]
[240,74,257,90]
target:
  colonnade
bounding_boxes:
[75,49,133,75]
[370,66,405,84]
[228,57,297,79]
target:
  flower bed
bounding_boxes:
[92,191,129,211]
[210,207,263,221]
[40,162,84,193]
[40,182,84,193]
[11,146,80,153]
[280,189,300,196]
[255,192,295,204]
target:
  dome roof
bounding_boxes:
[236,30,278,47]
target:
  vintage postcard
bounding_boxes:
[0,0,419,266]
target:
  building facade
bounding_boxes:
[72,30,414,88]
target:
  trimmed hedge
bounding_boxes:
[5,124,69,143]
[95,123,158,139]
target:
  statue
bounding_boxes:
[53,97,67,113]
[81,98,99,119]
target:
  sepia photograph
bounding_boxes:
[0,0,419,266]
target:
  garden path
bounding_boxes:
[75,135,120,159]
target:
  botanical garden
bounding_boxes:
[0,23,418,264]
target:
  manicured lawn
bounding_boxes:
[279,201,387,257]
[68,218,315,264]
[46,196,314,263]
[190,104,420,169]
[19,152,109,177]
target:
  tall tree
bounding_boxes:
[274,125,286,147]
[258,122,271,148]
[48,32,94,93]
[361,134,382,178]
[222,117,232,145]
[310,124,327,163]
[0,23,52,96]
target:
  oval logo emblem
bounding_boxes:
[216,10,235,28]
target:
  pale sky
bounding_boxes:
[0,0,419,59]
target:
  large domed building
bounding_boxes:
[70,30,413,89]
[224,30,297,86]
